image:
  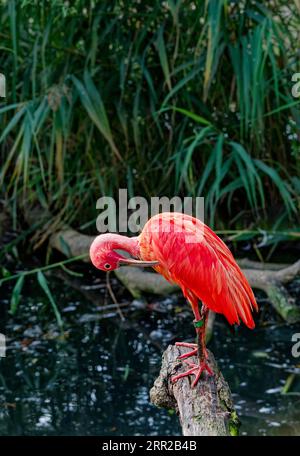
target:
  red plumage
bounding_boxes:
[90,211,258,387]
[138,212,258,328]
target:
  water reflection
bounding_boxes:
[0,277,299,435]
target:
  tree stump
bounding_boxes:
[150,345,239,436]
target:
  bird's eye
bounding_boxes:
[104,263,111,270]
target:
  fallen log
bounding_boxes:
[24,206,300,323]
[115,261,300,323]
[150,344,239,436]
[242,263,300,323]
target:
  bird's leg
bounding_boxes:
[195,304,208,361]
[172,303,213,387]
[189,305,213,386]
[174,297,201,360]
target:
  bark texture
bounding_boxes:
[150,344,239,436]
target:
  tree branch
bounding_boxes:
[150,345,239,436]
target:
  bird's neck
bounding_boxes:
[110,235,140,258]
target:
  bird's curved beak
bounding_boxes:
[119,258,159,267]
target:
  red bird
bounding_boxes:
[90,212,258,387]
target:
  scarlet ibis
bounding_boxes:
[90,212,258,387]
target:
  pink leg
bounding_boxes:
[172,303,214,388]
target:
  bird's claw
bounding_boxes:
[171,359,213,388]
[175,342,198,360]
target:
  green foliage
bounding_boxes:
[10,274,24,315]
[37,271,63,330]
[228,410,240,436]
[0,0,299,230]
[1,254,87,327]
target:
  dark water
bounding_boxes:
[0,274,300,436]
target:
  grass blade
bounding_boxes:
[10,275,25,315]
[37,271,63,330]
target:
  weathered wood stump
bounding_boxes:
[150,345,239,436]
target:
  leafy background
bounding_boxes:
[0,0,299,233]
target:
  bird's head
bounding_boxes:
[89,233,158,271]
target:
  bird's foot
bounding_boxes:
[175,342,197,360]
[171,359,213,388]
